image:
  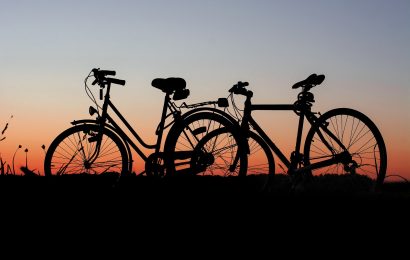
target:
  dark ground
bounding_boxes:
[1,173,409,206]
[1,174,409,248]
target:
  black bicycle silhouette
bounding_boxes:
[44,68,246,177]
[219,74,387,188]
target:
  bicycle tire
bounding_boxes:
[189,127,244,177]
[246,131,275,191]
[304,108,387,187]
[164,112,247,177]
[44,124,128,176]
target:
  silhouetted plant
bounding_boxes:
[0,156,5,175]
[20,166,38,177]
[1,116,45,176]
[0,116,14,175]
[0,115,13,142]
[12,145,22,175]
[0,155,12,175]
[40,145,46,176]
[24,148,29,169]
[17,148,39,176]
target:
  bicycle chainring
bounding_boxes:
[145,152,165,177]
[191,150,214,172]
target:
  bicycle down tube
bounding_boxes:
[248,104,294,169]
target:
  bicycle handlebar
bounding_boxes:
[99,70,116,76]
[229,81,251,96]
[92,68,116,77]
[91,68,125,86]
[106,77,126,86]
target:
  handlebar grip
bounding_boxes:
[99,70,116,76]
[107,77,126,86]
[234,88,249,96]
[229,81,249,93]
[229,85,237,93]
[92,68,116,77]
[237,81,249,87]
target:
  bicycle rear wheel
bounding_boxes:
[304,108,387,187]
[190,127,243,176]
[44,124,128,176]
[165,112,247,177]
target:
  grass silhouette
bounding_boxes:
[0,115,13,142]
[0,172,408,200]
[1,116,41,175]
[0,155,12,175]
[1,113,408,201]
[0,116,13,175]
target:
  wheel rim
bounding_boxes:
[169,113,243,177]
[48,127,125,175]
[307,111,385,182]
[191,128,241,176]
[247,133,273,176]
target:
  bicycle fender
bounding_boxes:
[71,119,99,126]
[70,119,133,173]
[71,119,121,137]
[169,108,249,156]
[180,108,248,150]
[71,119,121,134]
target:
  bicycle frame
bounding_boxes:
[78,81,230,175]
[83,82,180,173]
[240,91,351,175]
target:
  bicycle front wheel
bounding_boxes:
[246,131,275,191]
[44,124,128,176]
[304,108,387,186]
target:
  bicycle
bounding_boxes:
[225,74,387,189]
[44,68,246,177]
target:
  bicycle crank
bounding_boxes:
[145,152,166,177]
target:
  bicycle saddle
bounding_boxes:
[292,74,325,89]
[152,77,186,93]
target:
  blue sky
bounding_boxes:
[1,0,409,176]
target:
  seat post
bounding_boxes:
[155,93,171,153]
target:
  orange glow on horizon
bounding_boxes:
[1,108,408,180]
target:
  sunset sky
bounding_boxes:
[1,0,409,180]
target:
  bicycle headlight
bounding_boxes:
[89,106,98,116]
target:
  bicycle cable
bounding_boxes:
[84,70,102,114]
[228,93,243,123]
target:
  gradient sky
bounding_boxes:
[1,0,409,179]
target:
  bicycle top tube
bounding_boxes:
[250,104,295,111]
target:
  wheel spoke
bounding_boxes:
[45,125,126,175]
[305,109,386,184]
